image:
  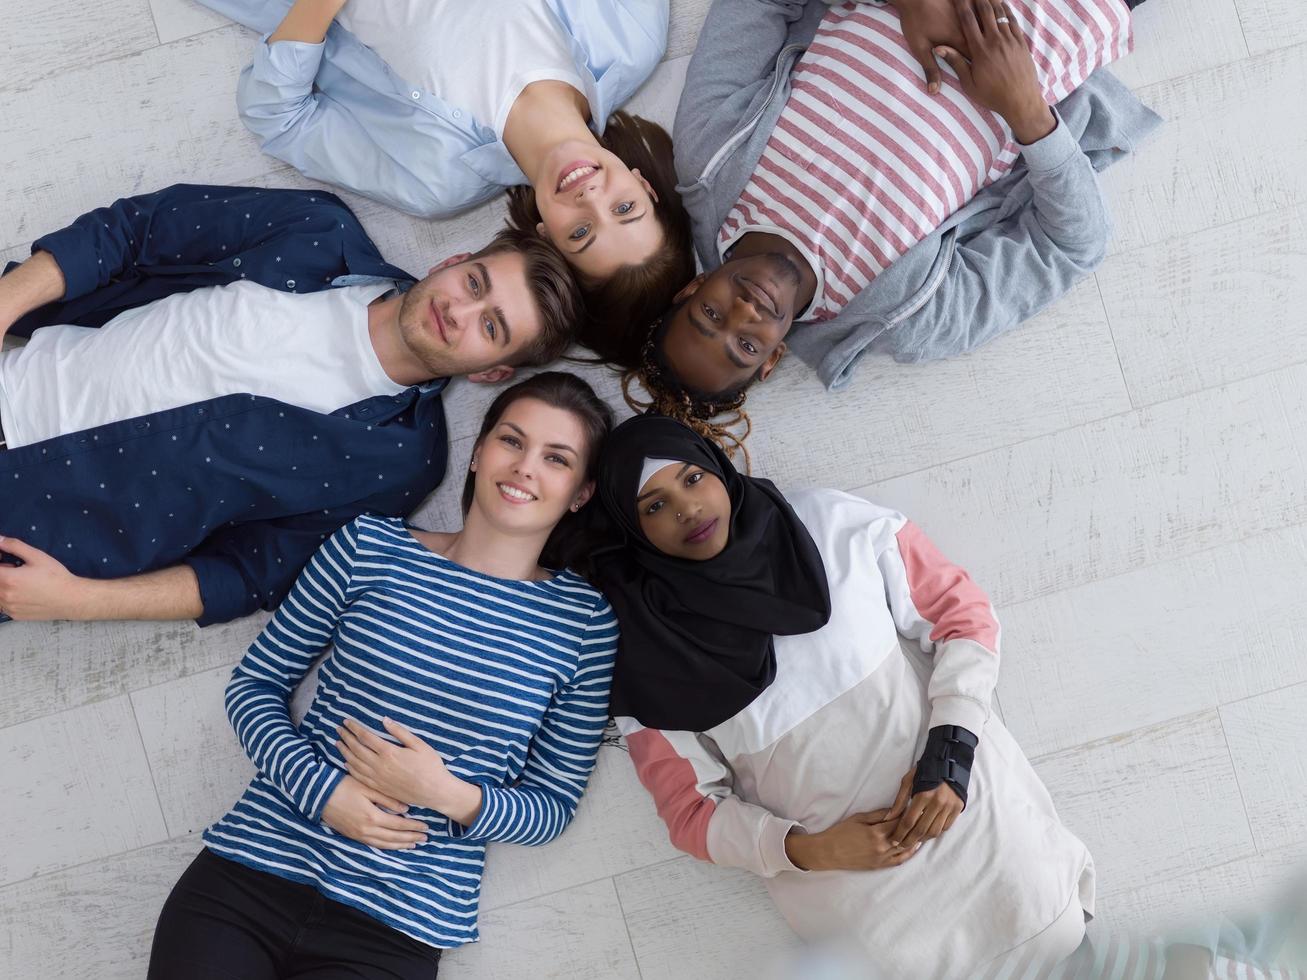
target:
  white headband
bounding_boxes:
[638,457,681,495]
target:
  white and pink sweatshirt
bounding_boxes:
[616,489,1095,977]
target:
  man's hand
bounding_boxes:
[933,0,1056,144]
[338,717,483,825]
[888,765,965,849]
[320,774,429,850]
[0,538,204,622]
[890,0,970,95]
[785,808,923,872]
[0,537,86,620]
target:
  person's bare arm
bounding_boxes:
[0,252,67,343]
[0,537,203,621]
[268,0,348,44]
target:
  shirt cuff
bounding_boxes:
[252,32,326,86]
[1017,109,1079,173]
[300,763,346,823]
[763,817,810,876]
[928,694,990,735]
[30,229,97,302]
[446,782,512,842]
[182,553,256,627]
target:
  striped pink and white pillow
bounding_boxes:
[718,0,1133,320]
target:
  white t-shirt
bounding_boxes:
[336,0,591,137]
[0,281,404,450]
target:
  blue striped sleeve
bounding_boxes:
[225,520,361,822]
[454,598,619,846]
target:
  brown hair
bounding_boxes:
[461,370,614,527]
[470,227,584,367]
[505,111,697,368]
[621,311,756,472]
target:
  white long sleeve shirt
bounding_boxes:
[616,489,1094,977]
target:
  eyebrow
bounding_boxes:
[635,463,691,502]
[687,309,750,370]
[501,421,576,455]
[571,210,648,255]
[476,261,512,346]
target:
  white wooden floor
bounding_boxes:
[3,1,1306,977]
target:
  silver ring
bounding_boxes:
[996,15,1010,22]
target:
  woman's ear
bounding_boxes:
[571,481,596,512]
[535,221,548,238]
[632,168,659,204]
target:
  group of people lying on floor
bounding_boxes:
[0,0,1221,976]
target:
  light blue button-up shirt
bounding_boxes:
[199,0,669,218]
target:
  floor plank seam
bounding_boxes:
[1104,198,1307,269]
[1092,271,1136,411]
[126,692,175,842]
[1216,704,1260,855]
[610,875,647,980]
[1133,37,1307,102]
[477,853,685,917]
[999,519,1307,615]
[1229,1,1256,62]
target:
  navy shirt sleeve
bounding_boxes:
[33,184,350,300]
[182,509,362,627]
[7,183,414,336]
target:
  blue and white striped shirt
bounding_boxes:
[204,514,618,948]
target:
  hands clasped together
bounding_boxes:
[321,717,484,851]
[785,765,965,872]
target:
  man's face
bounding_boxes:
[658,254,799,396]
[397,251,544,379]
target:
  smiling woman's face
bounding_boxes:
[533,141,665,281]
[635,462,732,561]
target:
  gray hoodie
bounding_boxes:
[672,0,1163,389]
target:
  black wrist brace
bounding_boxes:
[912,725,979,806]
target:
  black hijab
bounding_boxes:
[591,415,831,732]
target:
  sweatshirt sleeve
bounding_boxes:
[874,515,1002,736]
[224,520,361,821]
[621,719,807,878]
[451,599,619,847]
[885,111,1111,365]
[672,0,814,184]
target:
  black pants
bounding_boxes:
[148,849,442,980]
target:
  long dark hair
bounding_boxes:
[461,372,614,570]
[506,111,697,368]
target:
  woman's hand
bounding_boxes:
[0,537,88,620]
[338,717,483,825]
[887,766,965,849]
[785,808,923,871]
[320,774,429,850]
[933,0,1057,144]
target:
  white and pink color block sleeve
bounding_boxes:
[876,518,1002,736]
[618,719,806,878]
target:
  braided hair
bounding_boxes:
[621,318,755,472]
